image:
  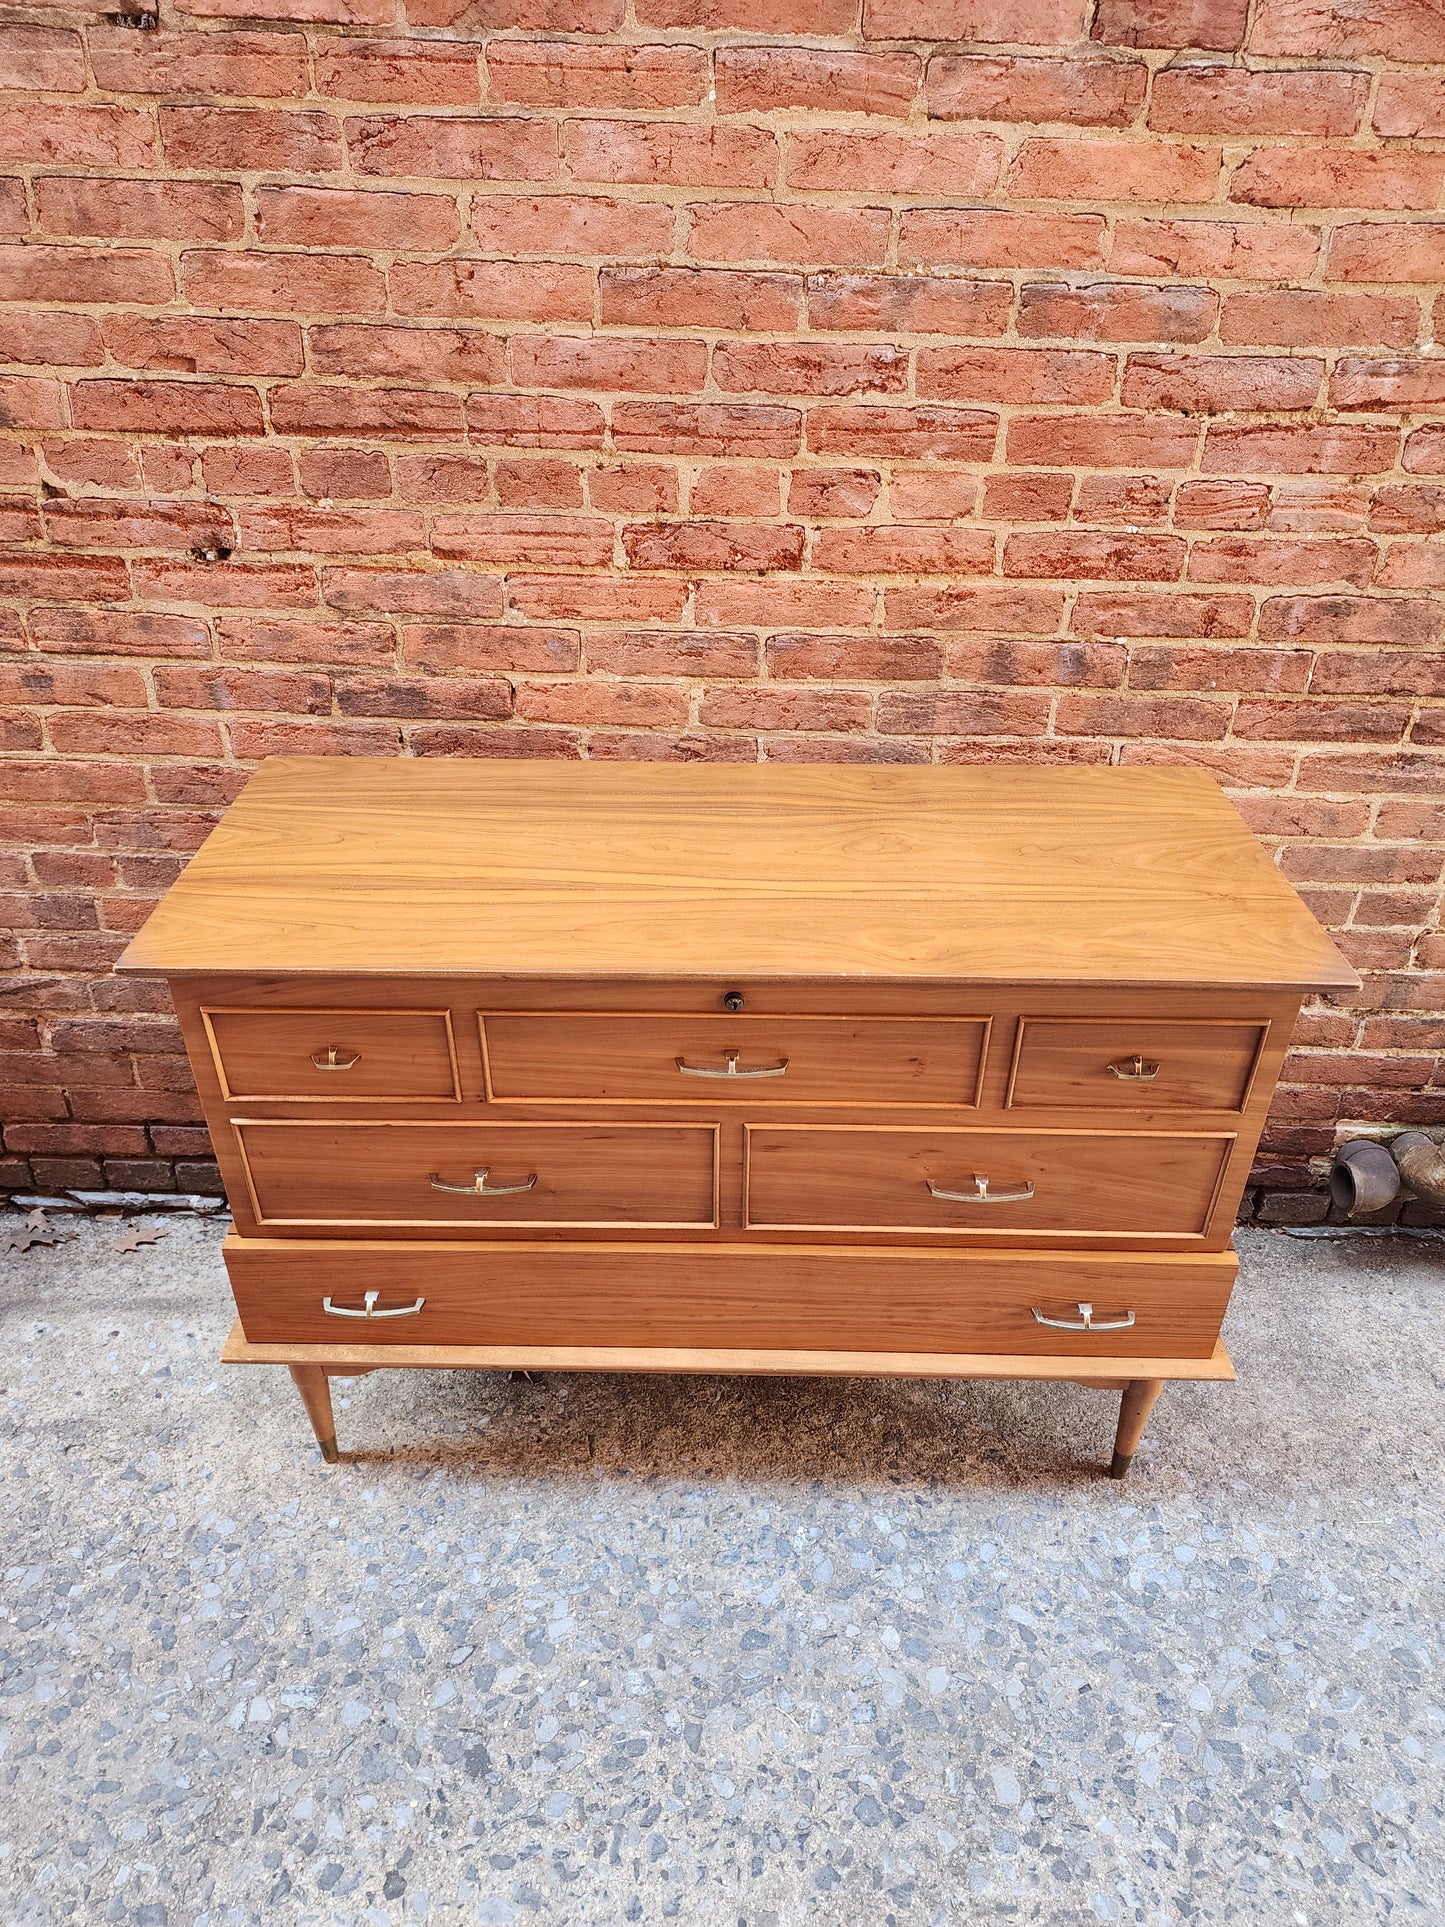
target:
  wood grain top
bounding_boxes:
[119,758,1358,991]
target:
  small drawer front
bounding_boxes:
[1008,1019,1266,1113]
[206,1009,459,1102]
[234,1121,718,1228]
[481,1014,988,1106]
[745,1127,1231,1236]
[226,1239,1236,1358]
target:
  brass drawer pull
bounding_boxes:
[428,1166,537,1196]
[927,1174,1034,1203]
[323,1289,425,1320]
[311,1047,360,1070]
[1031,1301,1136,1333]
[1108,1056,1159,1081]
[676,1049,788,1079]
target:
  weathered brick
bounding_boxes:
[511,335,708,394]
[890,472,980,521]
[1222,291,1420,350]
[613,402,801,458]
[1010,139,1221,202]
[927,53,1145,124]
[812,527,994,576]
[1111,218,1320,280]
[182,250,386,317]
[0,244,173,306]
[1250,0,1444,61]
[348,115,556,180]
[717,47,920,116]
[1004,533,1185,581]
[714,341,908,397]
[1094,0,1247,47]
[1149,66,1367,136]
[393,260,593,323]
[690,203,889,268]
[899,209,1104,270]
[255,186,461,251]
[404,623,578,674]
[70,380,263,438]
[36,177,243,243]
[1187,537,1377,588]
[623,521,803,573]
[1121,354,1322,413]
[691,467,780,516]
[785,130,1000,195]
[159,106,343,173]
[807,405,997,461]
[1204,424,1400,476]
[602,266,801,331]
[1259,596,1443,646]
[431,515,614,568]
[487,42,710,109]
[1232,149,1445,211]
[1019,282,1216,343]
[105,316,303,379]
[1007,417,1197,470]
[806,274,1011,337]
[565,120,778,188]
[473,194,671,259]
[0,103,155,167]
[919,347,1113,406]
[1374,76,1445,139]
[862,0,1086,39]
[315,38,481,104]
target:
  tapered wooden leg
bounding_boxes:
[288,1364,339,1463]
[1110,1378,1164,1480]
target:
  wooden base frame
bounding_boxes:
[223,1320,1233,1480]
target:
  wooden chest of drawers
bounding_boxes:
[119,760,1355,1475]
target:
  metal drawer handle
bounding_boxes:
[311,1047,360,1070]
[1108,1056,1159,1081]
[927,1174,1035,1203]
[323,1289,425,1320]
[428,1166,537,1196]
[676,1049,788,1079]
[1031,1301,1136,1333]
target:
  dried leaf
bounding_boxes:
[112,1225,168,1254]
[2,1226,64,1253]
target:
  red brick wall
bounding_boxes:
[2,0,1443,1198]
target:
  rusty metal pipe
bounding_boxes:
[1329,1139,1400,1216]
[1391,1131,1445,1207]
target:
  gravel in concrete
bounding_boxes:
[1,1217,1441,1925]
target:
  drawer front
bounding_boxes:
[1008,1019,1266,1113]
[226,1238,1236,1358]
[205,1008,460,1102]
[481,1013,988,1105]
[234,1122,718,1228]
[745,1127,1231,1236]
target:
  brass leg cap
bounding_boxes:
[1108,1450,1133,1481]
[319,1436,340,1465]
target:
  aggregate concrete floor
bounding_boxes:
[0,1216,1441,1927]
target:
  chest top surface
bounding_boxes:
[118,758,1357,991]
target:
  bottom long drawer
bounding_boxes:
[225,1237,1238,1359]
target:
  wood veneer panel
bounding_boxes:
[205,1007,459,1102]
[1008,1019,1266,1113]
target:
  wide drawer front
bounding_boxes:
[480,1014,988,1105]
[745,1127,1232,1236]
[1009,1019,1266,1113]
[206,1008,460,1101]
[225,1240,1237,1358]
[234,1122,718,1228]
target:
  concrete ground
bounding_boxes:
[0,1218,1441,1927]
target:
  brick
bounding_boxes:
[766,632,941,680]
[717,47,920,116]
[1371,487,1445,536]
[785,130,1000,195]
[1149,66,1366,136]
[0,26,85,93]
[322,569,503,618]
[982,472,1073,521]
[268,385,464,441]
[690,466,780,516]
[240,504,426,554]
[35,176,243,243]
[29,611,210,659]
[132,559,319,609]
[1129,645,1309,692]
[511,335,708,394]
[1312,650,1445,696]
[1250,0,1445,61]
[0,178,24,235]
[882,585,1065,632]
[182,250,385,317]
[1121,354,1322,414]
[408,722,581,758]
[1074,475,1170,527]
[813,526,994,575]
[0,555,129,604]
[487,42,709,109]
[214,618,393,667]
[104,316,303,379]
[1019,282,1216,343]
[1222,291,1419,351]
[227,720,401,760]
[806,274,1011,338]
[1374,76,1445,139]
[0,244,173,306]
[690,203,889,269]
[899,209,1104,271]
[918,347,1113,408]
[473,194,671,259]
[495,459,584,509]
[1188,537,1376,588]
[695,580,874,629]
[0,661,147,708]
[466,395,606,450]
[1010,139,1220,203]
[1232,149,1445,212]
[1259,596,1443,646]
[601,266,801,331]
[1236,699,1409,744]
[70,380,263,438]
[1404,427,1445,475]
[1057,692,1229,739]
[508,576,689,623]
[0,313,103,368]
[51,711,225,758]
[877,690,1051,738]
[316,39,481,104]
[202,445,296,497]
[516,681,688,727]
[807,406,997,461]
[714,341,907,398]
[0,759,147,805]
[1379,544,1445,589]
[623,520,803,572]
[1332,360,1445,412]
[565,120,778,189]
[699,686,872,733]
[0,376,64,430]
[256,185,460,251]
[1004,533,1184,580]
[335,673,511,721]
[350,115,558,183]
[788,469,881,519]
[638,0,855,23]
[1204,424,1399,476]
[589,630,758,677]
[431,515,613,567]
[862,0,1086,38]
[1094,0,1247,45]
[1111,217,1319,280]
[588,465,679,513]
[304,323,500,386]
[159,106,343,173]
[404,623,578,674]
[948,638,1126,686]
[297,448,389,504]
[0,104,154,167]
[155,666,330,715]
[926,53,1145,125]
[393,260,592,324]
[1007,417,1197,470]
[890,472,979,520]
[44,497,237,553]
[89,27,309,97]
[613,402,800,458]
